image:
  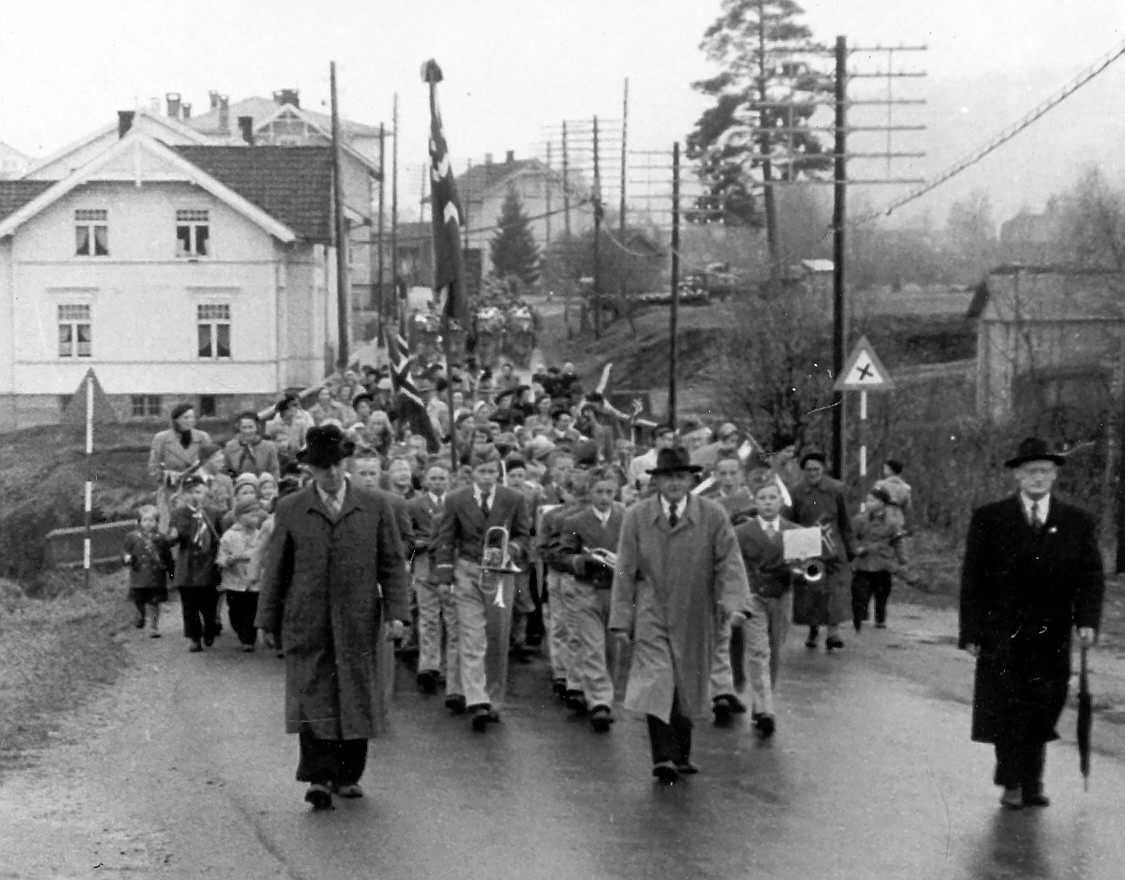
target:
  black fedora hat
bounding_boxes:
[1005,437,1066,469]
[647,446,703,476]
[297,425,356,468]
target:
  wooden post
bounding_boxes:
[83,374,93,590]
[330,61,349,370]
[831,34,848,481]
[669,141,681,429]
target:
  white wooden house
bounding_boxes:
[0,131,338,429]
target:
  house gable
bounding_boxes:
[0,134,296,244]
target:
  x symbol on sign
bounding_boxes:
[858,363,873,380]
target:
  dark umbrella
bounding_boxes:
[1078,643,1093,791]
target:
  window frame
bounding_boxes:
[196,302,231,360]
[176,209,211,258]
[57,303,92,358]
[129,395,163,419]
[74,209,108,257]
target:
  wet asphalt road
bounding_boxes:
[166,619,1125,880]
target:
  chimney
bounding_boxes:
[209,90,221,110]
[181,102,192,120]
[218,95,230,135]
[117,110,135,139]
[484,152,494,165]
[506,150,515,164]
[238,116,255,146]
[165,92,182,119]
[273,88,300,108]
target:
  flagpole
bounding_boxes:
[423,62,462,477]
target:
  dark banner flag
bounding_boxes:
[421,59,474,353]
[384,326,441,453]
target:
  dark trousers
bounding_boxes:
[226,591,259,646]
[297,731,368,785]
[994,739,1046,793]
[852,570,893,625]
[646,690,693,766]
[179,586,219,642]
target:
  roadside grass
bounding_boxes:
[0,569,131,779]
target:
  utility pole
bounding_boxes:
[544,143,552,282]
[669,141,680,429]
[562,121,572,337]
[463,159,471,252]
[619,77,629,296]
[330,61,349,370]
[377,122,386,347]
[592,114,602,339]
[831,36,847,479]
[391,93,400,335]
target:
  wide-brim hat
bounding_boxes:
[297,425,356,467]
[647,447,703,476]
[1005,437,1066,469]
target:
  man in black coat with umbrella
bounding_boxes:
[959,437,1104,810]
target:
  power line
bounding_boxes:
[864,38,1125,221]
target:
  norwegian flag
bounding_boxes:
[385,326,440,452]
[422,59,474,352]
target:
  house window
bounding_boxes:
[130,395,162,418]
[197,303,231,359]
[198,395,217,417]
[176,209,210,257]
[75,209,108,256]
[58,304,92,358]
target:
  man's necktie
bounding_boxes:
[669,508,679,528]
[1030,501,1043,533]
[481,496,491,519]
[765,522,778,541]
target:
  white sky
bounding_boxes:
[1,0,1123,224]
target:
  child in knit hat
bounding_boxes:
[217,497,263,651]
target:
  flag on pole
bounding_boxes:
[385,326,441,453]
[421,59,474,353]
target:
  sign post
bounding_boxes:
[833,335,895,486]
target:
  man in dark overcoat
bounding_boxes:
[257,425,410,811]
[959,437,1103,810]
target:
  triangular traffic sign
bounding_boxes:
[60,368,118,426]
[833,335,894,391]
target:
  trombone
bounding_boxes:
[479,526,521,607]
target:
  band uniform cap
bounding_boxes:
[297,424,357,467]
[1005,437,1066,469]
[647,447,704,476]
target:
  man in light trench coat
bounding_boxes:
[610,446,753,783]
[257,425,411,811]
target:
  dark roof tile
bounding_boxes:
[174,145,332,242]
[0,180,55,221]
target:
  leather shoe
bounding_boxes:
[416,670,438,694]
[552,677,568,698]
[999,787,1023,810]
[188,640,203,653]
[565,690,588,714]
[754,714,776,738]
[1023,792,1050,807]
[825,636,845,651]
[304,783,334,810]
[675,761,699,775]
[469,704,494,732]
[589,705,614,733]
[652,761,680,784]
[445,694,467,715]
[332,782,364,799]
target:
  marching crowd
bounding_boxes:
[129,356,1102,814]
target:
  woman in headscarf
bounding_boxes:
[147,402,211,530]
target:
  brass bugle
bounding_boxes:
[479,525,520,606]
[790,559,824,584]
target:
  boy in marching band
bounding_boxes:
[434,450,531,732]
[549,468,624,732]
[734,477,799,737]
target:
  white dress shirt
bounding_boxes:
[1020,492,1051,526]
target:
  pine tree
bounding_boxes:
[489,188,541,286]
